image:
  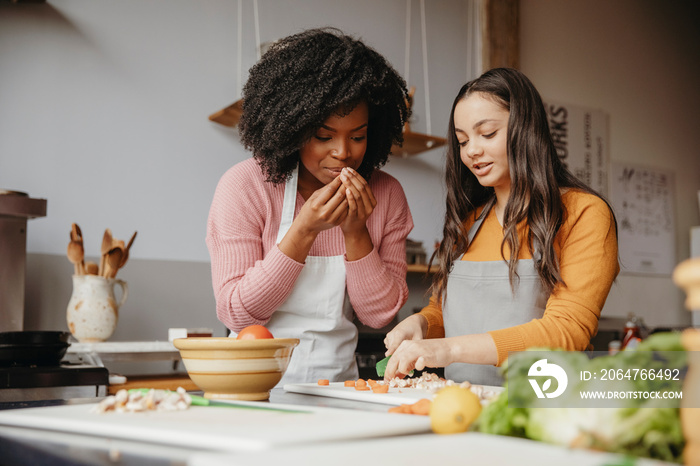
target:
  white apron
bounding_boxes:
[266,166,358,385]
[443,204,549,386]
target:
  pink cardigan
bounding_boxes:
[206,158,414,332]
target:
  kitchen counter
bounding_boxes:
[0,388,406,466]
[0,389,679,466]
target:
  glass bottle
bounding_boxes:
[620,314,642,350]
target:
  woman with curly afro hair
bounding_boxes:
[206,28,414,384]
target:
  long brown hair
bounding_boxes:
[430,68,616,303]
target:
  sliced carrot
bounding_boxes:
[355,385,370,391]
[355,379,367,388]
[344,380,355,387]
[317,379,330,386]
[367,379,378,387]
[409,398,432,415]
[388,404,413,414]
[371,384,389,394]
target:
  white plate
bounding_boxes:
[284,382,503,406]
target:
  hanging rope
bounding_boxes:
[236,0,242,99]
[254,0,261,61]
[420,0,432,135]
[404,0,411,82]
[237,0,262,98]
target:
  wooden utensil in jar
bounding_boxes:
[67,240,85,275]
[85,261,99,275]
[108,239,126,278]
[69,223,86,274]
[98,228,113,277]
[104,246,124,279]
[119,231,137,269]
[70,223,82,243]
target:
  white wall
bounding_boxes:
[1,0,473,336]
[520,0,700,328]
[1,0,472,263]
[4,0,698,338]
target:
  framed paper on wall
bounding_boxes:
[610,162,676,276]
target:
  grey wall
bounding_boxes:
[2,0,474,337]
[3,0,699,342]
[520,0,700,328]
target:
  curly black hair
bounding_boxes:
[238,27,410,184]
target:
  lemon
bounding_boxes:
[429,386,482,434]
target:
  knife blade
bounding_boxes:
[375,355,414,378]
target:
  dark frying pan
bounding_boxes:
[0,331,71,367]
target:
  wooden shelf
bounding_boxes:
[209,99,243,127]
[406,264,438,274]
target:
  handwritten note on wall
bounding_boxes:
[611,162,676,275]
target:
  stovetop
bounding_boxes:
[0,363,109,402]
[0,363,109,389]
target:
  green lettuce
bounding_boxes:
[473,332,686,463]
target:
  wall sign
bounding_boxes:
[544,99,609,196]
[610,162,676,275]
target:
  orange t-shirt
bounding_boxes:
[419,189,619,366]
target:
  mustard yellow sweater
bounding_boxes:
[420,189,620,366]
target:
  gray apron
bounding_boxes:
[443,205,548,386]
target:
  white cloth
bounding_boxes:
[266,166,358,385]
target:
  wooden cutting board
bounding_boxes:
[284,382,504,406]
[0,401,430,453]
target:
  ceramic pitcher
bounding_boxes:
[66,275,128,342]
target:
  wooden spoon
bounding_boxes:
[85,261,99,275]
[119,231,137,269]
[67,240,85,275]
[98,228,113,277]
[71,223,83,242]
[104,247,124,279]
[110,239,126,278]
[69,223,85,273]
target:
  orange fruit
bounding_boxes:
[429,386,481,434]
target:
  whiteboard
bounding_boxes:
[610,162,676,275]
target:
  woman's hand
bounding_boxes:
[339,167,376,260]
[296,175,349,233]
[383,338,454,380]
[339,167,376,235]
[384,314,427,355]
[278,176,348,263]
[383,332,499,380]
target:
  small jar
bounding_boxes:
[608,340,621,355]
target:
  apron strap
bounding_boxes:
[464,199,542,263]
[276,165,299,244]
[466,201,492,244]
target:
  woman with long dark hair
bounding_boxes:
[207,28,413,385]
[383,68,619,385]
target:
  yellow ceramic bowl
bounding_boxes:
[173,337,299,401]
